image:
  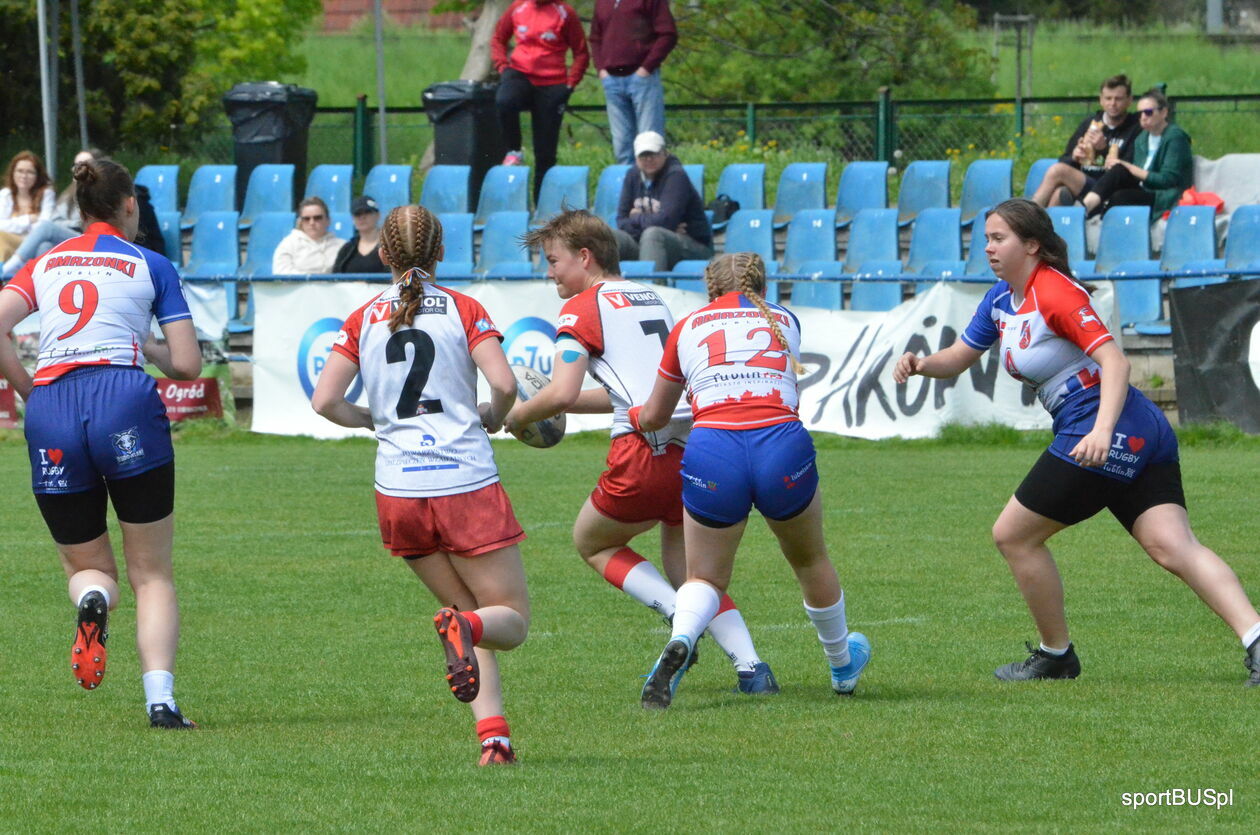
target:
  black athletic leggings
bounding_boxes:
[495,68,571,202]
[1085,164,1155,217]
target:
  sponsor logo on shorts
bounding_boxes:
[110,427,146,464]
[783,459,815,488]
[682,472,718,491]
[37,447,68,487]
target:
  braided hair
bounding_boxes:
[382,205,444,332]
[704,252,805,375]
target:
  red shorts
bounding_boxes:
[375,482,526,558]
[590,433,684,526]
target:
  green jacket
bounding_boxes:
[1132,122,1193,215]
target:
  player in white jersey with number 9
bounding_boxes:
[503,210,777,700]
[0,157,203,728]
[312,205,530,766]
[632,252,872,709]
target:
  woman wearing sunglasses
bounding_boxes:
[1080,89,1192,219]
[272,196,346,275]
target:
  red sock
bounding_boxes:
[717,593,736,615]
[464,611,484,645]
[603,547,646,589]
[476,715,511,743]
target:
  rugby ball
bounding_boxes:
[510,365,566,448]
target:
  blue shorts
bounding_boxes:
[24,366,173,494]
[681,422,818,526]
[1049,385,1178,483]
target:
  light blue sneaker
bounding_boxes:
[830,632,871,695]
[641,638,693,709]
[736,661,780,695]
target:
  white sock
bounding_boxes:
[483,736,510,749]
[804,593,850,668]
[604,551,677,619]
[1241,621,1260,649]
[706,605,761,672]
[670,582,720,647]
[77,585,111,608]
[142,670,176,711]
[1039,643,1070,656]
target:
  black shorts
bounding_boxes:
[35,461,176,545]
[1014,450,1185,532]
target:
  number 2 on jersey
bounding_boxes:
[699,327,787,370]
[385,330,444,419]
[57,280,99,340]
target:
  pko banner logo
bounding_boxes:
[502,316,557,376]
[297,318,364,402]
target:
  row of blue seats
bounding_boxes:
[139,156,1051,240]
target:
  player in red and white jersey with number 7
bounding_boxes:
[632,252,871,708]
[312,205,529,766]
[503,210,777,698]
[894,198,1260,685]
[0,158,202,728]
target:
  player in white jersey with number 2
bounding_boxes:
[0,158,203,728]
[312,205,530,766]
[503,210,777,700]
[632,252,872,709]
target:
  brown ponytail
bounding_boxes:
[73,157,134,226]
[704,252,806,375]
[382,205,444,332]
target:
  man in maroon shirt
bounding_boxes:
[588,0,678,165]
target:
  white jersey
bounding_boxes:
[660,292,803,430]
[556,278,690,452]
[2,222,191,385]
[333,283,504,497]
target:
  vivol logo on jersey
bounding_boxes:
[604,291,659,309]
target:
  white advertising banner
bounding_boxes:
[182,280,230,342]
[251,279,1115,440]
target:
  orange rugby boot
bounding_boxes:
[71,590,109,691]
[433,607,480,703]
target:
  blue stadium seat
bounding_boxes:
[477,211,532,275]
[1224,203,1260,269]
[329,213,353,240]
[239,212,296,276]
[683,164,705,200]
[181,165,236,230]
[363,164,413,218]
[420,165,471,215]
[1047,205,1087,264]
[594,164,632,226]
[239,164,294,229]
[905,207,962,274]
[532,165,589,227]
[1022,158,1057,199]
[1173,261,1228,289]
[964,214,996,278]
[305,164,354,216]
[184,211,240,276]
[436,212,475,277]
[1094,206,1151,274]
[672,278,708,294]
[670,260,708,277]
[475,165,531,230]
[835,161,888,228]
[844,208,899,272]
[959,160,1011,228]
[723,209,776,264]
[850,260,905,311]
[916,259,967,296]
[1109,260,1168,335]
[1161,205,1217,272]
[896,160,950,227]
[135,165,179,215]
[790,281,842,310]
[772,162,828,229]
[224,279,255,335]
[619,260,657,278]
[781,209,838,273]
[712,164,766,229]
[156,212,182,267]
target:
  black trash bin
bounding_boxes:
[423,81,506,208]
[223,82,318,208]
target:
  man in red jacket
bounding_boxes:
[589,0,678,165]
[492,0,590,202]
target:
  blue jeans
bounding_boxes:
[3,220,77,277]
[601,70,666,165]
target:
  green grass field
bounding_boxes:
[1,426,1258,829]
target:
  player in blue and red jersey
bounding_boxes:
[0,158,204,726]
[894,198,1260,685]
[631,252,872,708]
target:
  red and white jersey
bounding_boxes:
[960,262,1114,415]
[556,278,689,452]
[333,283,504,498]
[2,222,191,385]
[660,292,802,430]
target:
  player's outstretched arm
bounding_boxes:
[0,291,34,398]
[146,319,202,380]
[471,337,517,434]
[311,351,373,429]
[893,341,985,384]
[504,346,587,432]
[569,386,613,414]
[629,375,685,433]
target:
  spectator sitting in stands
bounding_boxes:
[0,150,56,263]
[1081,90,1192,219]
[1031,75,1141,207]
[611,131,713,271]
[272,196,345,275]
[3,148,102,278]
[333,195,387,274]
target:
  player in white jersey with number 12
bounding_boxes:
[503,210,776,700]
[312,205,530,766]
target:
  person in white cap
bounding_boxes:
[612,131,712,272]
